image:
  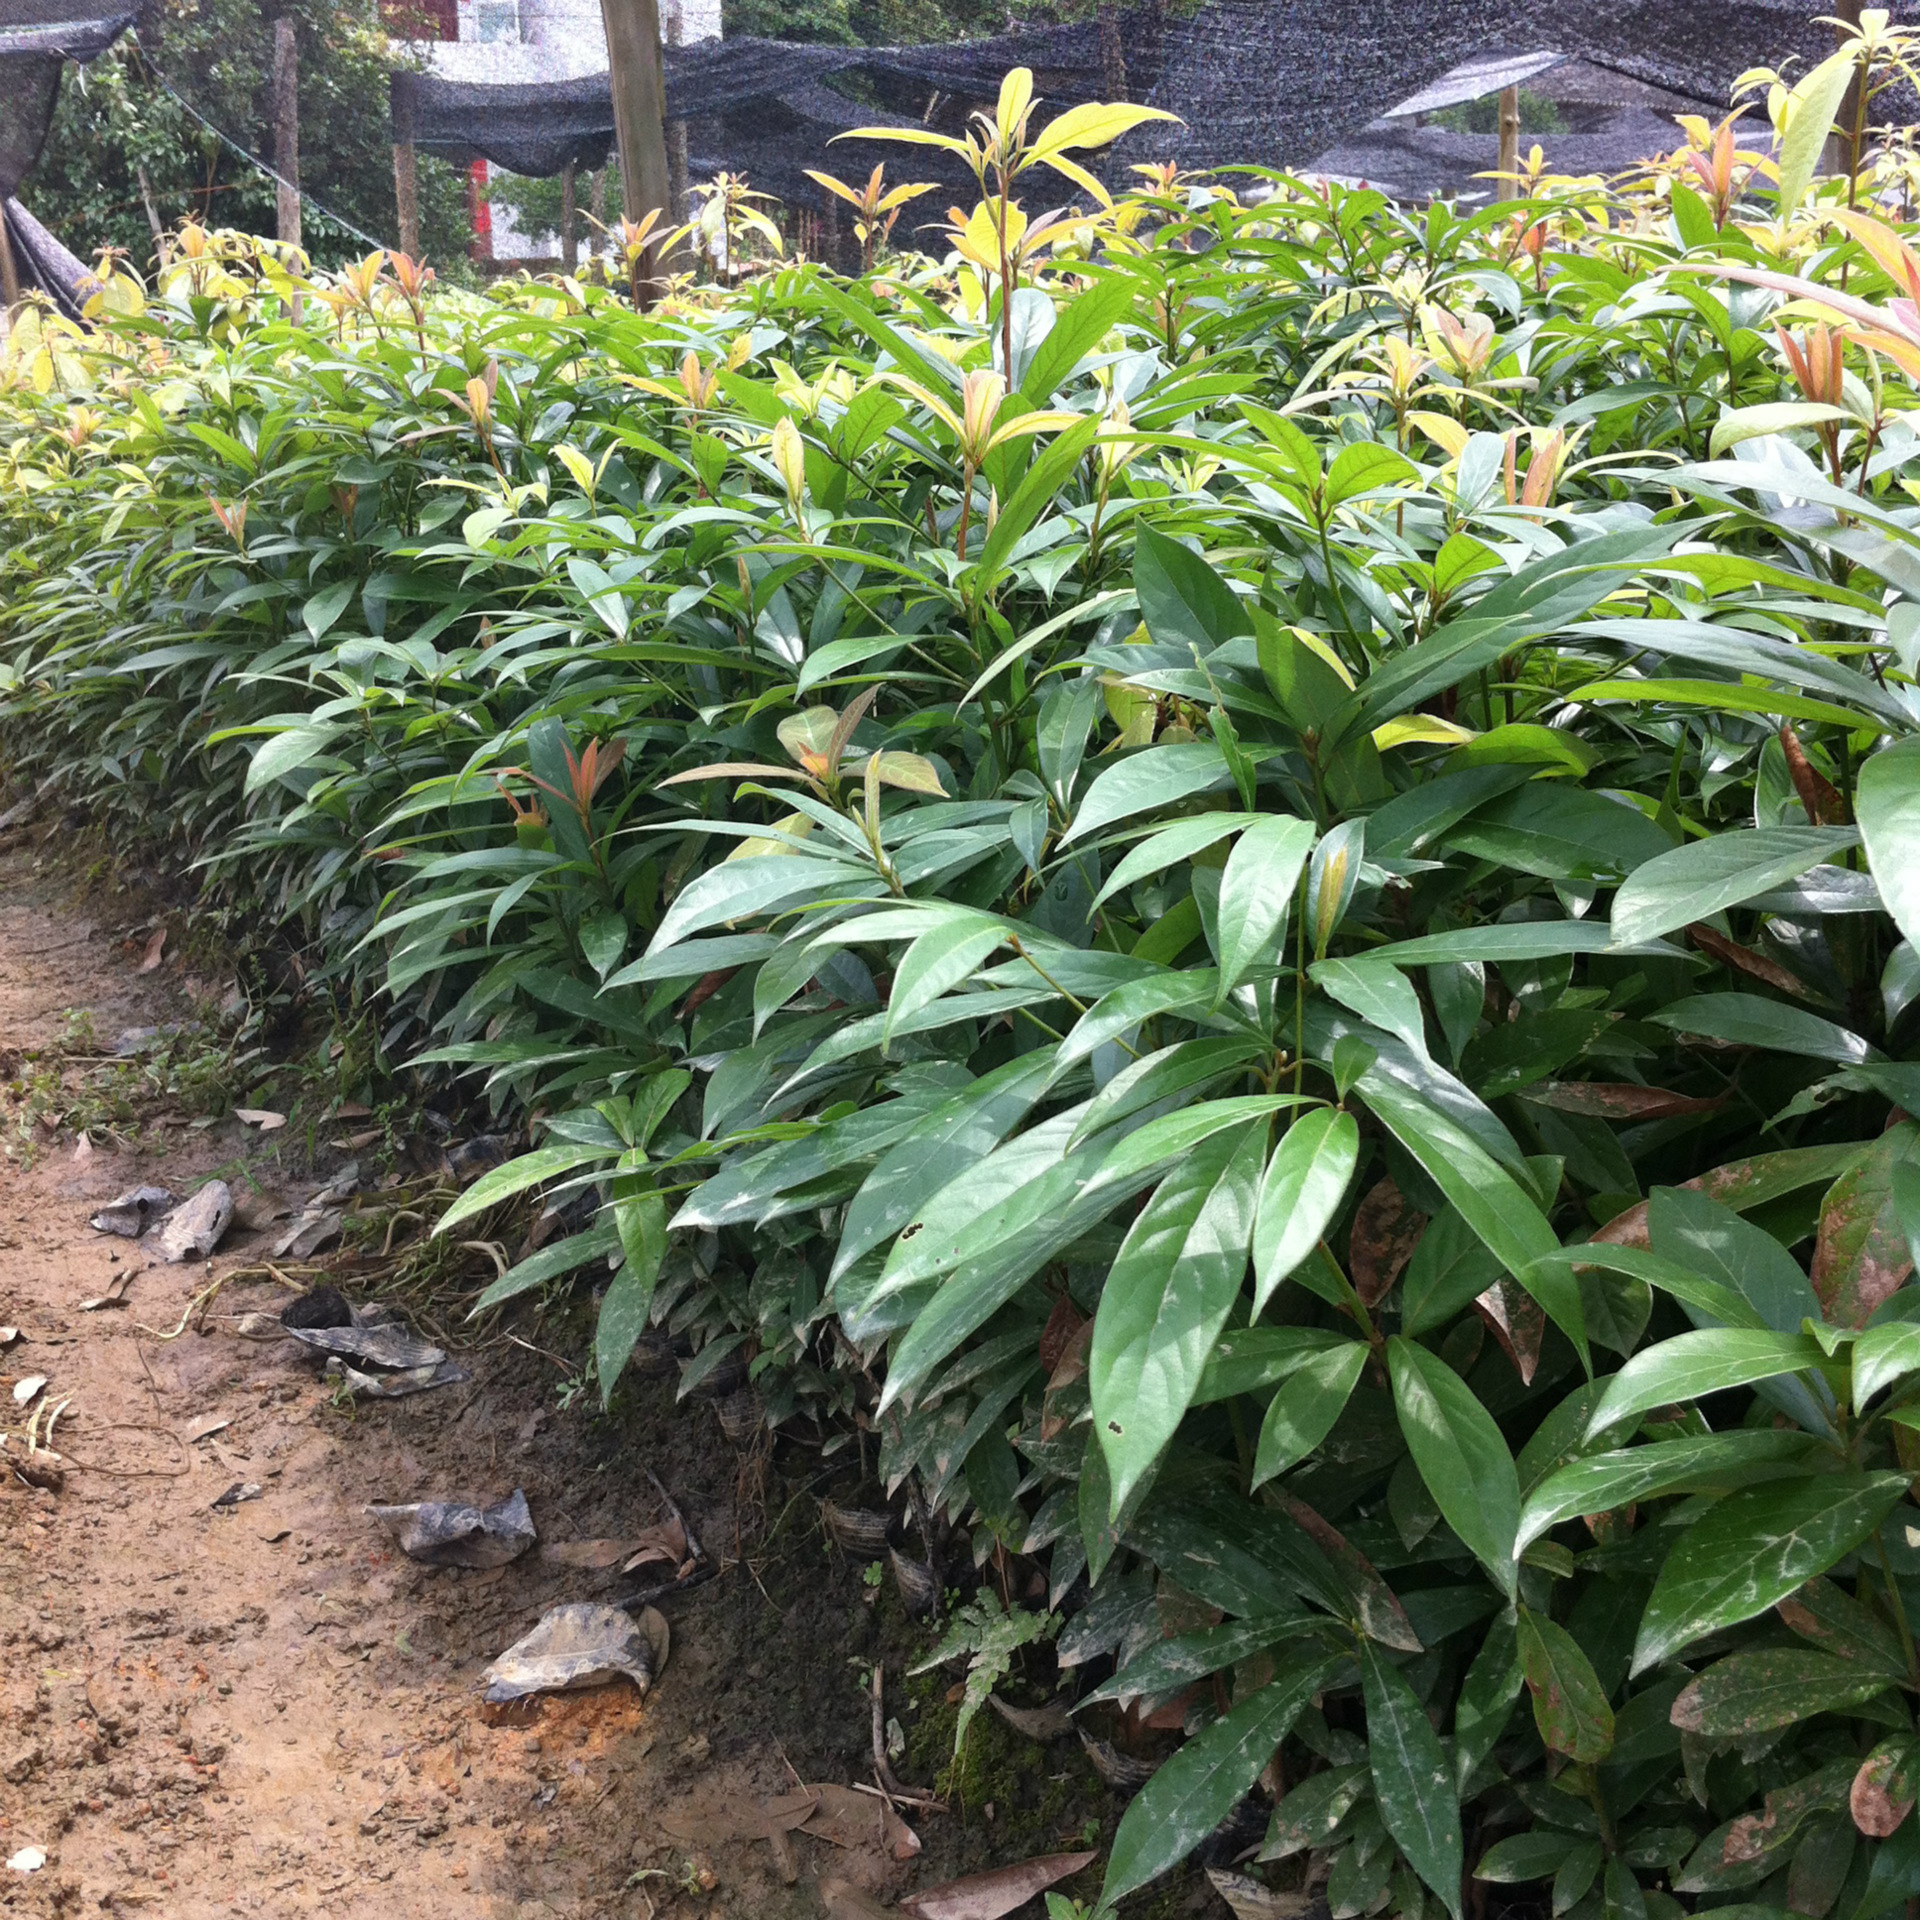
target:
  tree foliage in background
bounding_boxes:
[29,2,471,273]
[17,39,1920,1919]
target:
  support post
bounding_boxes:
[1832,0,1866,184]
[1098,2,1127,100]
[0,206,20,312]
[599,0,675,303]
[560,158,577,273]
[1497,84,1520,199]
[273,16,302,253]
[394,140,421,260]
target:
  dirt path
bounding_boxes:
[0,847,1092,1920]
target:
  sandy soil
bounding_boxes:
[0,844,1112,1920]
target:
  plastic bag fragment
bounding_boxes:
[481,1602,669,1704]
[368,1488,536,1569]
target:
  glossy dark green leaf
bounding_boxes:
[1671,1648,1893,1737]
[1633,1473,1909,1672]
[1858,738,1920,952]
[1251,1108,1360,1315]
[1610,826,1860,947]
[1519,1429,1822,1551]
[1091,1124,1265,1513]
[1102,1650,1341,1905]
[1215,814,1315,1001]
[1517,1605,1615,1762]
[1362,1638,1465,1918]
[1251,1340,1370,1486]
[1389,1335,1521,1596]
[596,1192,667,1406]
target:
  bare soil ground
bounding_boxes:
[0,845,1116,1920]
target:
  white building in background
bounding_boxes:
[421,0,719,262]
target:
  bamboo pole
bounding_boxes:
[560,158,577,273]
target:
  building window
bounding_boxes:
[474,0,521,41]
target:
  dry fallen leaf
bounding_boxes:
[187,1414,231,1443]
[12,1376,48,1407]
[235,1108,288,1131]
[899,1849,1100,1920]
[137,927,166,972]
[1206,1868,1317,1920]
[0,1328,18,1349]
[539,1538,633,1571]
[819,1879,892,1920]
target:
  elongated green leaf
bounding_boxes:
[1194,1325,1350,1402]
[1251,1340,1369,1486]
[1364,1078,1585,1366]
[650,853,873,953]
[1454,1618,1524,1789]
[884,913,1010,1044]
[1091,1124,1265,1513]
[1058,968,1220,1069]
[1102,1650,1342,1905]
[438,1141,613,1233]
[1314,956,1431,1059]
[1362,1637,1465,1918]
[1517,1606,1614,1762]
[1251,1108,1360,1315]
[1633,1473,1909,1672]
[1389,1335,1522,1596]
[1671,1648,1892,1737]
[1092,813,1261,911]
[1216,814,1315,1002]
[1071,1036,1264,1148]
[597,1192,667,1404]
[1518,1429,1822,1551]
[1134,521,1252,655]
[1586,1329,1830,1434]
[833,1054,1053,1278]
[1082,1612,1307,1707]
[1652,994,1879,1066]
[1860,739,1920,953]
[1610,826,1861,947]
[1062,741,1236,845]
[468,1219,622,1315]
[1856,1322,1920,1408]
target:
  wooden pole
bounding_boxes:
[1832,0,1865,183]
[273,16,302,253]
[0,206,20,312]
[394,141,421,260]
[1497,84,1520,199]
[560,158,577,273]
[599,0,675,302]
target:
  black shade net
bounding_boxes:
[389,0,1912,218]
[0,0,142,201]
[4,193,99,318]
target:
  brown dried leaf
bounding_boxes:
[1346,1176,1426,1308]
[800,1783,890,1851]
[1474,1277,1545,1385]
[899,1849,1099,1920]
[137,927,167,973]
[1270,1491,1422,1652]
[1852,1740,1918,1837]
[1524,1080,1727,1121]
[1812,1124,1918,1327]
[1686,922,1813,1000]
[1038,1292,1085,1374]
